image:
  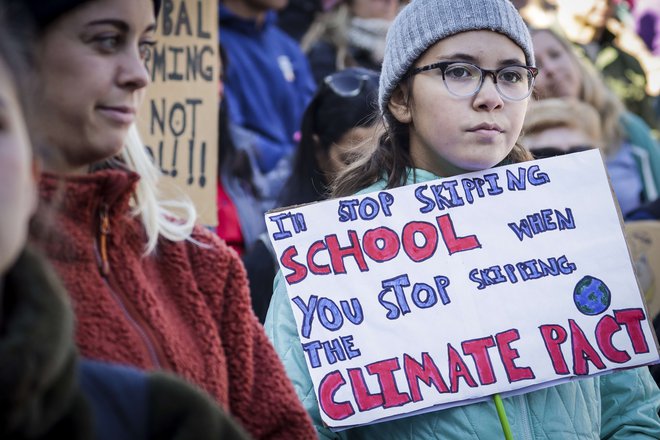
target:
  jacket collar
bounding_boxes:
[39,168,140,224]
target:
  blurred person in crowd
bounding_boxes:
[217,45,290,254]
[522,97,603,159]
[14,0,316,438]
[532,27,660,215]
[243,67,380,322]
[220,0,316,175]
[0,6,252,440]
[301,0,402,83]
[277,0,324,42]
[553,0,659,126]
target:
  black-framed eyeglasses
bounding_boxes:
[408,61,539,101]
[530,145,594,159]
[324,69,380,98]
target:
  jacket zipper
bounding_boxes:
[96,204,168,370]
[515,394,533,440]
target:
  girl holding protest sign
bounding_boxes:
[8,0,315,438]
[265,0,660,438]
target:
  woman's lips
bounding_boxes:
[97,106,136,125]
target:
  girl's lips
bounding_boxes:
[470,128,502,136]
[467,123,504,136]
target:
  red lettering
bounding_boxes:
[307,240,331,275]
[363,227,400,262]
[403,352,449,402]
[281,245,307,284]
[496,329,535,382]
[447,343,478,392]
[348,368,384,411]
[539,324,570,374]
[326,230,369,274]
[462,337,497,385]
[436,214,481,255]
[402,221,438,262]
[569,319,606,375]
[595,315,630,363]
[318,371,354,420]
[366,358,411,408]
[614,309,649,354]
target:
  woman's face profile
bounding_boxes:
[34,0,156,173]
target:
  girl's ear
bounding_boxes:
[387,84,412,124]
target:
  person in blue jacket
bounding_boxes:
[220,0,316,174]
[265,0,660,438]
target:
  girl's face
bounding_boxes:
[532,30,582,99]
[0,60,36,274]
[392,30,529,177]
[34,0,155,174]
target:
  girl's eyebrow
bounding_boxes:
[86,19,157,33]
[437,53,526,66]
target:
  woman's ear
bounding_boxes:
[387,84,412,124]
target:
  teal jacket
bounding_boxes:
[265,168,660,439]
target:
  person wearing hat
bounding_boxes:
[265,0,660,438]
[9,0,316,438]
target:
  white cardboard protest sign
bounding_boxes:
[265,150,660,429]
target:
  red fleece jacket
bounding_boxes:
[33,169,315,440]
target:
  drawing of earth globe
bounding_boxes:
[573,276,611,315]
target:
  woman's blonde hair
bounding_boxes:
[120,124,197,254]
[531,27,625,156]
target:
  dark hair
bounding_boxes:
[332,75,533,197]
[278,67,380,207]
[331,105,412,197]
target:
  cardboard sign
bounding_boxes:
[265,150,660,429]
[138,0,219,226]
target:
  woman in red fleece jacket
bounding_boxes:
[16,0,315,438]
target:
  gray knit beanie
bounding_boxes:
[379,0,535,114]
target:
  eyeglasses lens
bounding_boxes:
[443,64,533,100]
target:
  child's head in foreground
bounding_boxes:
[334,0,537,196]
